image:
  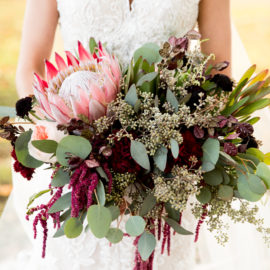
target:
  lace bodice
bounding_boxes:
[57,0,200,65]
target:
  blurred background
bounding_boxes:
[0,0,270,214]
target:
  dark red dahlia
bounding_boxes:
[11,148,35,180]
[224,142,238,156]
[111,137,142,174]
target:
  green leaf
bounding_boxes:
[130,140,150,171]
[96,167,109,182]
[48,192,72,214]
[202,81,216,91]
[164,202,180,222]
[125,216,146,237]
[235,99,270,117]
[51,168,70,187]
[15,130,43,168]
[64,217,83,239]
[106,228,123,244]
[53,223,65,238]
[125,84,138,107]
[246,148,265,162]
[166,89,179,112]
[264,153,270,165]
[219,151,238,166]
[31,140,58,154]
[27,189,50,208]
[59,208,71,222]
[196,187,212,204]
[218,185,234,201]
[256,162,270,189]
[170,138,179,159]
[153,146,168,172]
[164,218,193,235]
[139,193,157,216]
[89,37,97,54]
[237,174,264,202]
[0,106,16,117]
[239,65,257,85]
[87,205,112,238]
[246,117,260,125]
[222,96,249,116]
[136,72,158,87]
[56,135,92,166]
[97,180,106,206]
[138,232,156,261]
[204,169,223,186]
[133,43,162,65]
[108,205,120,221]
[202,138,220,172]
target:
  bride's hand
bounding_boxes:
[198,0,232,76]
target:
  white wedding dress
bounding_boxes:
[1,0,270,269]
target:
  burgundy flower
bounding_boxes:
[236,123,254,138]
[11,148,35,180]
[165,130,203,173]
[185,86,206,111]
[111,137,142,174]
[224,142,238,156]
[211,74,233,92]
[15,96,33,118]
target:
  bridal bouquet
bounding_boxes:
[1,32,270,269]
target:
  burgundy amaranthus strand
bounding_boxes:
[103,162,113,193]
[194,204,208,242]
[69,162,98,217]
[161,222,171,255]
[27,187,63,258]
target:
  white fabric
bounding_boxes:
[1,0,270,269]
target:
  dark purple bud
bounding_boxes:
[185,85,207,111]
[238,144,247,153]
[211,74,233,92]
[236,123,254,138]
[213,61,230,71]
[224,142,238,156]
[193,126,205,139]
[242,136,258,149]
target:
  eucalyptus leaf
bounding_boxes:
[256,162,270,189]
[138,232,156,261]
[130,140,150,171]
[64,217,83,239]
[125,216,146,237]
[204,169,223,186]
[108,205,120,221]
[153,146,168,172]
[202,138,220,172]
[15,130,43,168]
[106,228,124,244]
[48,192,72,214]
[164,202,180,222]
[170,138,179,159]
[139,193,157,216]
[56,135,92,166]
[96,167,109,182]
[136,72,158,87]
[53,223,65,238]
[133,43,162,65]
[125,84,138,107]
[87,205,112,238]
[32,140,58,154]
[218,185,234,201]
[196,187,212,204]
[246,148,265,162]
[164,218,193,235]
[51,168,70,187]
[97,180,106,206]
[166,89,179,112]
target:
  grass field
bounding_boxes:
[0,0,270,214]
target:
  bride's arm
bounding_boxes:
[198,0,232,76]
[16,0,58,98]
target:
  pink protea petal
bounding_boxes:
[47,92,72,118]
[69,95,89,118]
[34,73,46,93]
[33,88,52,116]
[78,41,92,61]
[89,99,106,122]
[65,51,79,66]
[49,103,70,124]
[55,53,67,71]
[103,77,118,103]
[78,86,90,108]
[45,60,58,81]
[89,83,106,105]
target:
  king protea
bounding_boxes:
[33,41,121,124]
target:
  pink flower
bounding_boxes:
[33,41,121,124]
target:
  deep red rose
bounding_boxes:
[165,130,203,173]
[11,148,35,180]
[110,137,142,174]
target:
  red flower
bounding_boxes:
[165,130,203,173]
[111,137,141,174]
[11,148,35,180]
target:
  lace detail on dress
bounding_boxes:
[56,0,200,66]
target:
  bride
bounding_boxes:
[1,0,270,269]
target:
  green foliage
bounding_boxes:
[15,130,43,168]
[204,169,223,186]
[166,89,179,112]
[107,205,120,221]
[87,205,112,238]
[106,228,124,244]
[51,168,70,187]
[125,216,146,237]
[153,146,168,172]
[48,192,72,214]
[196,187,212,204]
[89,37,97,54]
[130,140,150,171]
[138,232,156,261]
[256,162,270,189]
[31,139,58,154]
[170,138,179,159]
[133,43,162,65]
[125,84,138,107]
[201,138,220,172]
[139,193,157,216]
[64,217,83,239]
[218,185,234,201]
[164,218,193,235]
[56,135,92,166]
[97,180,106,206]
